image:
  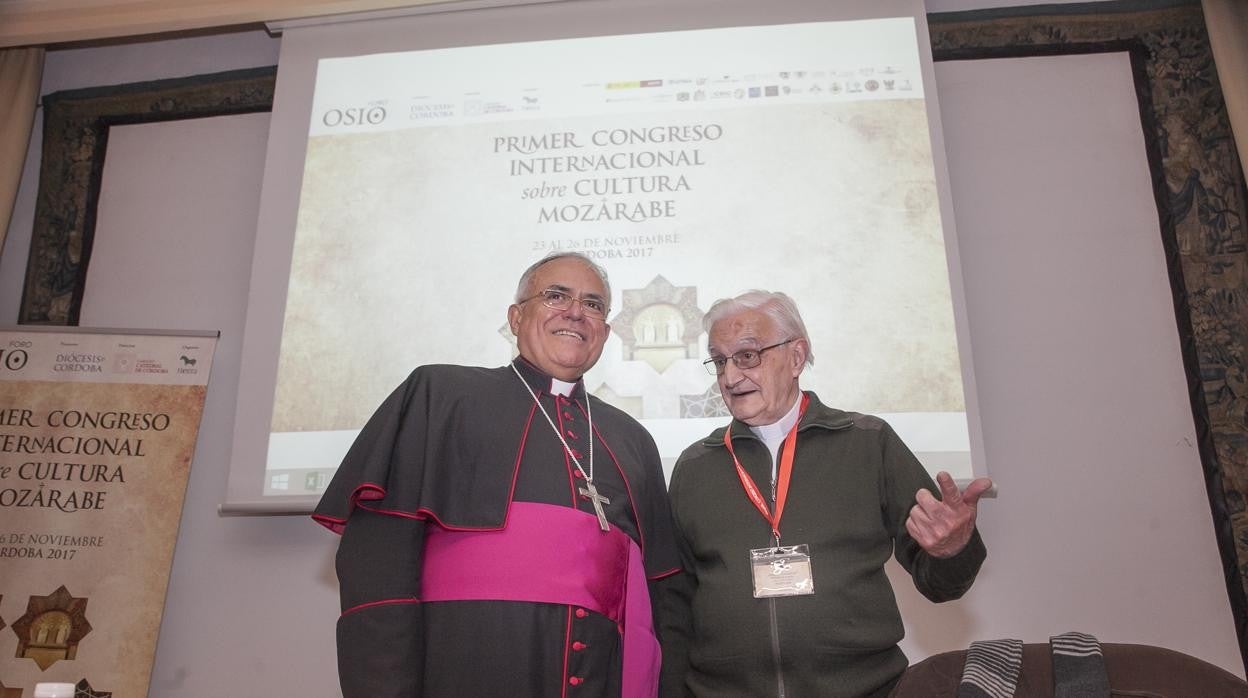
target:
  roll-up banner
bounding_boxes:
[0,327,218,697]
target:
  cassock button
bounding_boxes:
[563,411,574,420]
[575,608,588,618]
[569,677,583,686]
[565,429,579,440]
[573,470,585,479]
[571,449,584,459]
[572,641,587,651]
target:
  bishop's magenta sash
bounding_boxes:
[420,502,659,698]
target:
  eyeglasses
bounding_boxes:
[519,287,609,320]
[703,339,795,375]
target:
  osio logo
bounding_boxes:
[322,105,387,127]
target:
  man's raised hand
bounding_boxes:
[905,472,992,559]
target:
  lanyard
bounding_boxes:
[723,393,809,545]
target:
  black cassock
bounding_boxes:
[314,359,681,697]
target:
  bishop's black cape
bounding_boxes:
[313,360,681,698]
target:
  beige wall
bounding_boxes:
[0,30,348,696]
[895,52,1241,673]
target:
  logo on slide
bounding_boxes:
[321,105,388,128]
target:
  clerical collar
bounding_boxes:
[749,392,804,477]
[749,393,804,441]
[511,357,584,399]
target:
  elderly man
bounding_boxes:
[659,290,990,698]
[314,252,680,698]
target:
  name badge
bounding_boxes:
[750,544,814,598]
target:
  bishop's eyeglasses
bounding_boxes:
[703,339,795,375]
[519,287,609,320]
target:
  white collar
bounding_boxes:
[749,392,803,442]
[549,377,576,397]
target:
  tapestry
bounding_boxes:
[18,67,274,325]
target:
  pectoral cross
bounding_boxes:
[579,481,611,532]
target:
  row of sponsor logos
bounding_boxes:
[1,340,204,376]
[607,66,909,88]
[318,68,917,128]
[608,78,915,104]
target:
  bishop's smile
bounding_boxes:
[553,328,587,341]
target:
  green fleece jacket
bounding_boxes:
[658,392,986,698]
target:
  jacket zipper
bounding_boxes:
[769,478,786,697]
[769,598,786,697]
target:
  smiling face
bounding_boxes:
[508,257,611,381]
[708,308,807,426]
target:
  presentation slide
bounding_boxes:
[257,17,976,500]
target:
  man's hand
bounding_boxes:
[905,472,992,559]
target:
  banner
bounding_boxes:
[0,327,217,697]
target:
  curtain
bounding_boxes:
[1204,0,1248,176]
[0,46,43,258]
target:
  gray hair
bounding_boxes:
[703,290,814,367]
[515,252,612,306]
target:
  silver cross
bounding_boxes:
[579,481,611,532]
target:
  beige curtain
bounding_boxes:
[0,46,43,260]
[1204,0,1248,177]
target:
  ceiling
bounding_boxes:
[0,0,458,48]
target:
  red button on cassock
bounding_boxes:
[573,470,585,479]
[575,608,588,618]
[572,641,587,651]
[569,677,583,686]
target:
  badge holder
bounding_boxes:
[750,544,814,598]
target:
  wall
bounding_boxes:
[892,51,1242,672]
[0,7,1242,696]
[0,29,344,696]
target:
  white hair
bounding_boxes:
[703,290,814,367]
[514,252,612,305]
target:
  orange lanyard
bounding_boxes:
[723,393,809,544]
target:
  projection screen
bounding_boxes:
[224,0,985,514]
